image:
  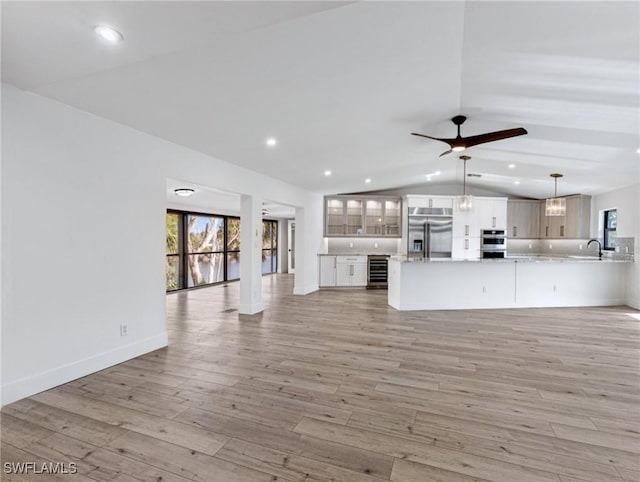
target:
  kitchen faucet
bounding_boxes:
[587,239,603,259]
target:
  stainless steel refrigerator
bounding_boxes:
[407,208,453,259]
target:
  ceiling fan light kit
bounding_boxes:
[457,155,473,212]
[411,115,528,157]
[545,173,566,216]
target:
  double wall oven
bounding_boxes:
[480,229,507,258]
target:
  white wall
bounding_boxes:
[1,84,322,405]
[358,182,511,198]
[591,183,640,308]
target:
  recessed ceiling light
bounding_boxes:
[636,147,640,154]
[514,180,521,185]
[365,178,371,184]
[434,171,441,176]
[94,26,123,44]
[508,164,516,169]
[266,137,277,147]
[324,170,332,177]
[174,188,195,197]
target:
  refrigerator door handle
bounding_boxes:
[426,223,431,258]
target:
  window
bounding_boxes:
[166,212,182,291]
[186,215,225,287]
[166,211,277,291]
[604,209,617,250]
[226,218,241,281]
[262,220,278,274]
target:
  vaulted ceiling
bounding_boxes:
[3,1,639,199]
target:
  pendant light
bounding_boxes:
[458,155,473,211]
[545,173,566,216]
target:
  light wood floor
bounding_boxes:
[2,274,640,481]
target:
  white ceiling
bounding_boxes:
[3,1,639,199]
[167,178,295,219]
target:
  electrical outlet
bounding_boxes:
[528,243,532,249]
[120,324,128,336]
[579,244,583,250]
[549,244,553,249]
[349,242,353,248]
[615,246,620,252]
[374,242,378,249]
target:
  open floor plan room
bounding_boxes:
[2,275,639,482]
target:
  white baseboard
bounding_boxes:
[626,297,640,310]
[239,302,264,315]
[1,332,168,406]
[293,284,318,295]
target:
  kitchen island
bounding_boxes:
[388,256,632,310]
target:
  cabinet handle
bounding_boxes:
[350,265,354,276]
[545,226,549,237]
[464,239,469,250]
[560,225,565,237]
[465,224,469,236]
[513,226,517,237]
[492,216,496,227]
[428,199,433,208]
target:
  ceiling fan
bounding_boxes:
[411,115,527,157]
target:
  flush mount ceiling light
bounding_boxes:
[94,26,123,44]
[458,155,473,212]
[265,137,277,147]
[174,188,195,197]
[545,173,566,216]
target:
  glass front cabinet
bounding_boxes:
[324,196,402,237]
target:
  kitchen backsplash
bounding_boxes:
[508,237,635,260]
[326,237,400,254]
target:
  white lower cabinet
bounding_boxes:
[336,256,367,286]
[319,256,337,287]
[452,237,480,260]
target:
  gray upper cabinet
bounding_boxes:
[564,195,591,238]
[507,200,540,238]
[538,194,591,239]
[324,195,402,237]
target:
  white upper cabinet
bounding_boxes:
[407,195,453,209]
[473,197,508,231]
[453,204,479,238]
[325,196,402,237]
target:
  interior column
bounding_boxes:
[239,194,263,315]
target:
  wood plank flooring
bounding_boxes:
[2,274,639,481]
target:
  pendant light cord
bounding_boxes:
[462,158,467,196]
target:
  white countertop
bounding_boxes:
[318,253,397,256]
[393,255,632,264]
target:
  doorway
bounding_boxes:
[287,219,295,274]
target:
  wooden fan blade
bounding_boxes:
[461,128,528,149]
[439,149,453,157]
[411,133,458,144]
